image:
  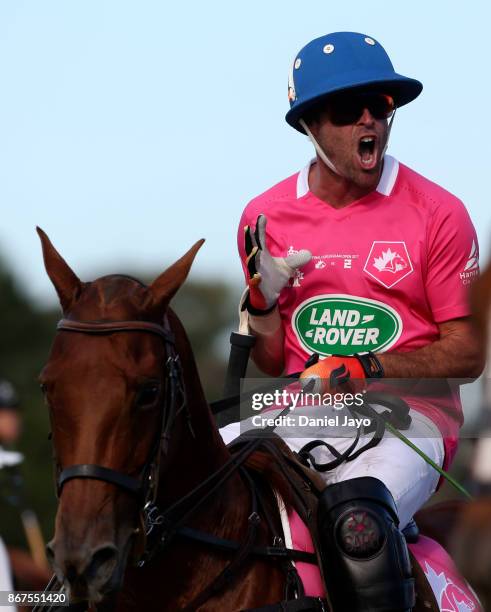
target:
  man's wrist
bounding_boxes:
[244,292,277,316]
[355,351,384,378]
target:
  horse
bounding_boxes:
[37,227,483,611]
[450,260,491,610]
[36,228,324,611]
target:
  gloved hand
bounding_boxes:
[299,353,384,395]
[244,214,311,312]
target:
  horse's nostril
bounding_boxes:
[66,563,79,584]
[85,544,119,582]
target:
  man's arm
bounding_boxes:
[237,214,311,376]
[299,317,485,395]
[378,317,485,379]
[249,307,285,376]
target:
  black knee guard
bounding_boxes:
[318,477,415,611]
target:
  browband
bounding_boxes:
[57,318,175,344]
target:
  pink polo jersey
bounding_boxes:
[238,156,479,464]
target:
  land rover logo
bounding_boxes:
[292,294,402,356]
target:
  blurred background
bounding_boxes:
[0,0,490,583]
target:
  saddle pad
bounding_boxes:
[273,491,324,598]
[409,535,482,611]
[282,503,483,610]
[289,509,325,597]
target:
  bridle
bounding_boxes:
[44,316,326,612]
[53,316,190,563]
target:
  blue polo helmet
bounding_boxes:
[286,32,423,133]
[0,379,19,410]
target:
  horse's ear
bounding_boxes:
[148,239,205,310]
[36,227,83,313]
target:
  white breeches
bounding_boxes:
[0,537,16,612]
[219,407,444,530]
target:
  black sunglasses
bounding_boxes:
[326,93,395,126]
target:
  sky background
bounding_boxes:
[0,0,490,307]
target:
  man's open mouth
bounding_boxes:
[357,136,378,170]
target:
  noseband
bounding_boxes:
[53,316,189,558]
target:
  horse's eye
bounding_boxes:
[40,383,47,394]
[136,383,161,409]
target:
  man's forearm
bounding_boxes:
[378,319,484,379]
[249,307,285,376]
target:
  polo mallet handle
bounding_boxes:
[20,509,49,569]
[223,332,256,398]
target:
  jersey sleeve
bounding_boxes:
[425,198,479,323]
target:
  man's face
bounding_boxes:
[307,92,394,189]
[0,409,21,444]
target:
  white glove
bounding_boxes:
[244,214,311,311]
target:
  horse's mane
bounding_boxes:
[245,450,295,509]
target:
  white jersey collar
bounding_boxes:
[296,155,399,199]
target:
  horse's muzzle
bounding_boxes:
[46,540,122,603]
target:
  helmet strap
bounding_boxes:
[381,107,396,157]
[299,119,341,176]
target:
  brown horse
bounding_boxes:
[449,261,491,609]
[37,228,321,611]
[38,227,483,612]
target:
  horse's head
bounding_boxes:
[37,228,204,602]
